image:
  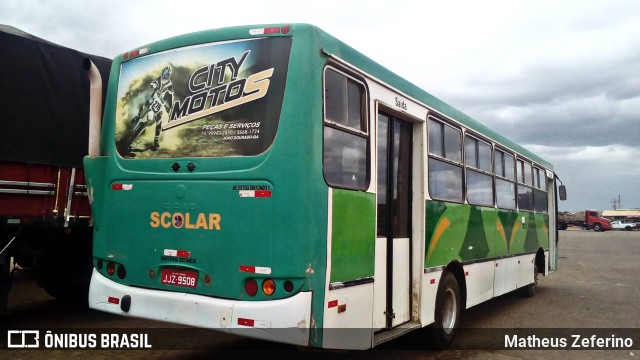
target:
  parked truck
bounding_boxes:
[0,25,110,312]
[557,210,613,231]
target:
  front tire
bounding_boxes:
[593,223,602,232]
[430,271,461,349]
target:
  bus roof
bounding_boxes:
[116,23,553,170]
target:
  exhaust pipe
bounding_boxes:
[83,58,103,158]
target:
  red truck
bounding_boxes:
[0,25,110,312]
[557,210,613,232]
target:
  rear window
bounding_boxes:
[114,37,291,158]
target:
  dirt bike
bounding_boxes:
[119,90,165,152]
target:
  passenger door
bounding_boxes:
[376,111,412,329]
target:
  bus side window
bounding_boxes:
[495,149,516,209]
[323,68,369,190]
[533,166,548,213]
[516,159,534,211]
[464,135,494,207]
[427,118,463,202]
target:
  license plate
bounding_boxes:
[160,269,198,289]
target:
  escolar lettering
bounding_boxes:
[149,212,221,230]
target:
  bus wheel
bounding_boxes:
[519,264,538,298]
[430,271,461,349]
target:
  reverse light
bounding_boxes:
[262,279,276,296]
[283,280,294,293]
[117,264,127,279]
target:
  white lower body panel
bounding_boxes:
[322,283,374,350]
[494,254,536,297]
[89,269,312,346]
[464,261,496,308]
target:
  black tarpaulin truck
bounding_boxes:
[0,25,110,312]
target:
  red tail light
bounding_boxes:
[245,279,258,296]
[106,262,115,276]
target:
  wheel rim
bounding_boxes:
[441,288,458,335]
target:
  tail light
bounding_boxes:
[103,260,125,279]
[262,279,276,296]
[245,279,258,297]
[106,262,115,276]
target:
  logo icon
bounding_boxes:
[7,330,40,348]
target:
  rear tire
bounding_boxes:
[35,229,92,306]
[430,271,461,349]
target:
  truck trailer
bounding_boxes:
[0,25,110,312]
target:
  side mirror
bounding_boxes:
[559,185,567,201]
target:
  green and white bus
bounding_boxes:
[84,23,563,350]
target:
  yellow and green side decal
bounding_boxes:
[425,200,549,268]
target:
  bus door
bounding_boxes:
[375,111,412,329]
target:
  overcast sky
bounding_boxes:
[2,0,638,212]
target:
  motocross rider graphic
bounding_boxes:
[122,65,174,152]
[146,66,174,150]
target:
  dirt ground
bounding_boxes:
[1,229,638,359]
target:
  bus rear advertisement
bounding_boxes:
[84,23,564,350]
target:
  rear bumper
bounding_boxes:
[88,269,312,346]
